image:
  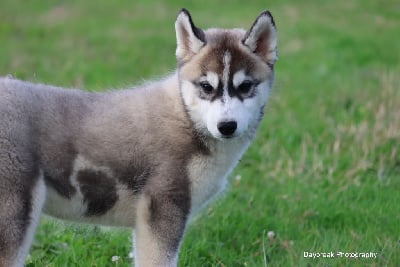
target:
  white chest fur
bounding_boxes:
[188,137,251,215]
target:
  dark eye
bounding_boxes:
[238,80,254,94]
[199,81,214,94]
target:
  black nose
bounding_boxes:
[217,121,237,136]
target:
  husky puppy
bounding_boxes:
[0,8,277,267]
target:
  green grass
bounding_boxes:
[1,0,400,266]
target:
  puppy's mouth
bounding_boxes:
[220,134,235,139]
[213,132,242,140]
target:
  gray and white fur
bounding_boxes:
[0,8,277,267]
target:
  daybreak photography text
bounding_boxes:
[303,251,378,259]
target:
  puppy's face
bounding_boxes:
[176,9,277,140]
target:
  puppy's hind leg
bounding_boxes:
[134,190,190,267]
[0,170,46,267]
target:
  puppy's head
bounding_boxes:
[175,9,277,140]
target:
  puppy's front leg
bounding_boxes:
[134,190,190,267]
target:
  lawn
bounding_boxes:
[1,0,399,266]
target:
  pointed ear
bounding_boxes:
[175,8,206,62]
[242,11,278,66]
